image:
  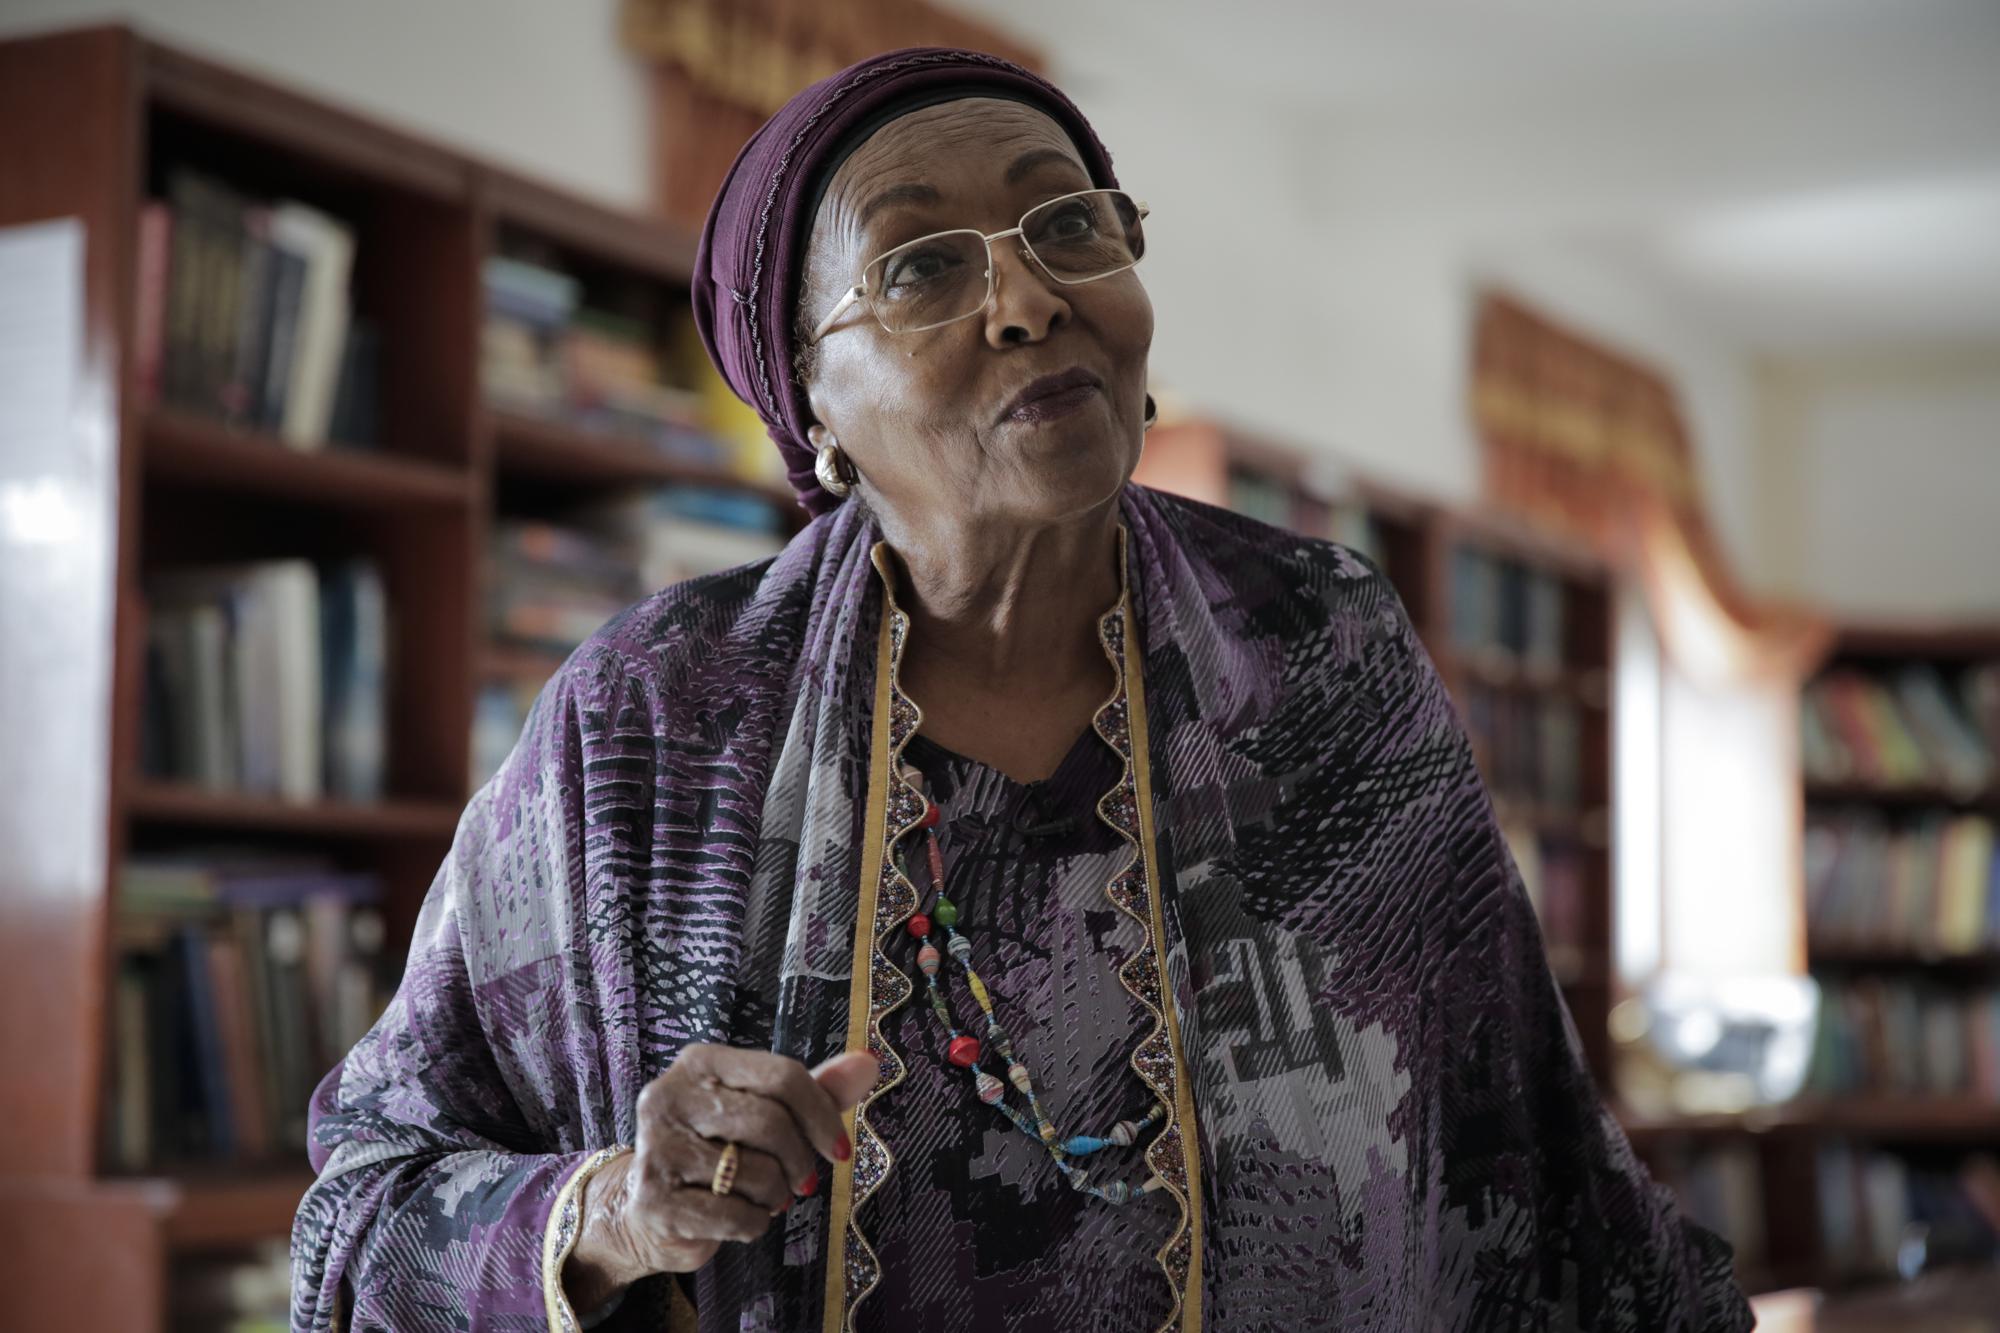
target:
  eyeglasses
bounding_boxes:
[810,188,1148,342]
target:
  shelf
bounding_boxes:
[484,168,697,281]
[145,410,472,511]
[1804,780,2000,815]
[155,1168,316,1251]
[1809,944,2000,973]
[1491,796,1611,847]
[490,408,796,509]
[1618,1097,2000,1143]
[482,642,569,681]
[1548,953,1611,989]
[127,779,461,840]
[1784,1096,2000,1140]
[1445,649,1610,708]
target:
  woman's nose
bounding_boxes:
[982,242,1071,346]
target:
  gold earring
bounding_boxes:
[1143,393,1158,431]
[814,442,853,498]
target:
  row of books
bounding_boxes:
[139,169,378,448]
[1461,686,1586,812]
[1643,1139,1768,1272]
[141,559,387,802]
[1806,813,2000,955]
[1816,1143,2000,1279]
[1648,1140,2000,1283]
[1448,545,1568,674]
[108,855,390,1168]
[1803,664,2000,794]
[482,254,730,469]
[1500,821,1593,973]
[1804,980,2000,1099]
[174,1241,290,1333]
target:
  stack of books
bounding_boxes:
[481,255,730,469]
[108,855,390,1168]
[473,496,785,789]
[141,559,387,802]
[1805,979,2000,1098]
[487,519,642,654]
[138,169,377,447]
[1806,814,2000,954]
[593,486,786,592]
[1803,665,1999,793]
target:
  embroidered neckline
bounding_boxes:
[830,527,1200,1333]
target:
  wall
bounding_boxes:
[1754,348,2000,620]
[0,0,652,211]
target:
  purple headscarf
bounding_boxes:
[690,47,1121,515]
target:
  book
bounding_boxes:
[135,201,172,406]
[268,201,355,448]
[320,559,388,801]
[326,317,381,448]
[256,241,309,432]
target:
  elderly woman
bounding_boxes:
[292,47,1752,1333]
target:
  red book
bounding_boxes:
[135,200,172,406]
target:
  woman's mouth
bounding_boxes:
[1000,368,1103,425]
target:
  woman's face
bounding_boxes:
[798,98,1153,532]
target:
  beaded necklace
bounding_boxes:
[897,762,1169,1206]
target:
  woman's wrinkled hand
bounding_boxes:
[563,1045,879,1309]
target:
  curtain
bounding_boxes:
[1470,291,1829,686]
[620,0,1043,229]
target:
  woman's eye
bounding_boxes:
[1037,202,1099,241]
[883,247,957,294]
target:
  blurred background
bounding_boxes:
[0,2,1996,1329]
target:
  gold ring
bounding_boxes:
[710,1140,740,1196]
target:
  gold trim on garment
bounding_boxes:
[1115,560,1206,1330]
[823,543,927,1333]
[822,531,1203,1332]
[541,1144,636,1333]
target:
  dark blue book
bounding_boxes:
[173,925,234,1158]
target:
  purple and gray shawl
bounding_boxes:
[290,485,1752,1331]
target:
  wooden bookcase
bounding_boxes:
[0,25,795,1331]
[1622,622,2000,1297]
[1136,425,1621,1088]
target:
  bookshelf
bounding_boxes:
[1135,425,1622,1088]
[1620,621,2000,1298]
[0,25,798,1331]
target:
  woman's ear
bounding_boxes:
[806,421,834,450]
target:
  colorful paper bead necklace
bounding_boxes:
[898,765,1168,1206]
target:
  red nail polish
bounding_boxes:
[797,1169,819,1197]
[835,1132,852,1162]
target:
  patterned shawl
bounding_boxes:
[290,485,1752,1332]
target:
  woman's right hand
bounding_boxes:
[563,1045,880,1310]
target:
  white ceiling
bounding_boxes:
[945,0,2000,351]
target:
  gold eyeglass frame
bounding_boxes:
[809,188,1150,343]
